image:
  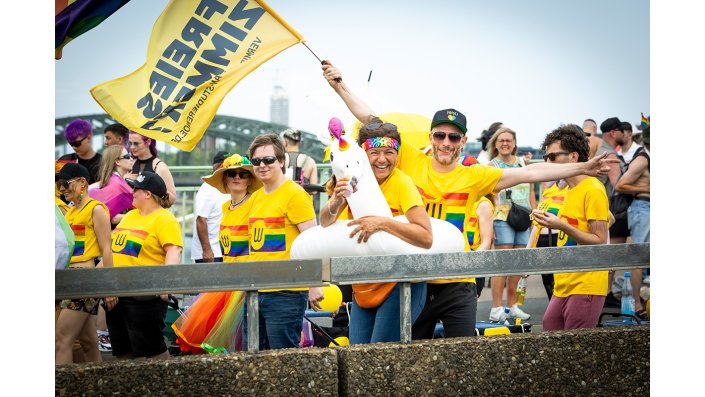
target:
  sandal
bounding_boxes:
[635,309,649,320]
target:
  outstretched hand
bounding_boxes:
[584,152,620,177]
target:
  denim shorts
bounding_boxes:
[627,199,650,243]
[494,219,530,246]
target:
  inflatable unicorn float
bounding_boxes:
[291,118,465,259]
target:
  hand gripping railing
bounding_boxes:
[55,259,324,353]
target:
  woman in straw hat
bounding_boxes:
[173,154,263,354]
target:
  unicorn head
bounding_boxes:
[327,117,392,219]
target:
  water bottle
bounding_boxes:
[503,307,511,325]
[621,272,635,317]
[515,277,527,305]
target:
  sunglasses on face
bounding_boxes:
[432,131,463,144]
[250,156,278,166]
[56,178,79,190]
[119,154,131,160]
[224,169,250,179]
[68,137,86,147]
[543,151,571,162]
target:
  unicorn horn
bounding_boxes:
[328,117,344,140]
[328,117,350,151]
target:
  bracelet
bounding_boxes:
[328,202,338,217]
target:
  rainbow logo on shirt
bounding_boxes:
[557,216,579,247]
[418,191,469,231]
[465,216,478,247]
[220,225,249,258]
[112,228,148,258]
[71,224,85,258]
[249,217,286,253]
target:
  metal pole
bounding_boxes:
[247,291,259,353]
[400,282,412,343]
[181,190,188,263]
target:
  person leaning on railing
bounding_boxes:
[102,171,183,360]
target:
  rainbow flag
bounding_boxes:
[640,113,650,129]
[55,0,132,59]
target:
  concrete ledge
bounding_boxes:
[55,348,338,396]
[56,327,649,396]
[338,326,649,396]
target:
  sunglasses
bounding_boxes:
[361,122,398,133]
[68,136,86,147]
[56,178,80,190]
[250,156,278,166]
[432,131,463,143]
[543,151,571,162]
[119,154,131,160]
[224,169,250,179]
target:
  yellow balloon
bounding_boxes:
[330,336,349,347]
[319,284,343,312]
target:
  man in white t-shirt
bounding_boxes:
[617,121,642,164]
[191,151,230,263]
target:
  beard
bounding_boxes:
[433,144,461,165]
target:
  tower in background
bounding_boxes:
[270,84,289,126]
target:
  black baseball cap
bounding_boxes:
[127,171,167,198]
[600,117,623,133]
[55,162,90,181]
[431,108,467,134]
[213,150,229,165]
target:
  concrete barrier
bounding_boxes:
[55,348,339,396]
[56,327,648,396]
[338,326,649,396]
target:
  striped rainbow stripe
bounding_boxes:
[250,217,287,252]
[71,225,86,257]
[112,228,149,258]
[466,230,476,246]
[222,225,249,258]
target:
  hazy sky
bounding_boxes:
[55,0,649,148]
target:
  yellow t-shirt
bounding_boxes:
[219,198,253,262]
[248,179,316,292]
[112,208,183,267]
[334,167,423,220]
[529,182,568,247]
[465,197,494,251]
[553,177,609,297]
[55,194,70,214]
[65,198,109,263]
[396,141,503,283]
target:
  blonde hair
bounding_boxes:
[487,127,518,160]
[97,145,126,188]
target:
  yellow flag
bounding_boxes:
[91,0,303,151]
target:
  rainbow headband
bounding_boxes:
[362,137,400,151]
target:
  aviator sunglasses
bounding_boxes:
[250,156,278,166]
[432,131,464,143]
[543,151,571,162]
[56,178,80,190]
[224,169,250,178]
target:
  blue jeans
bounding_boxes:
[627,199,650,243]
[349,282,426,345]
[494,219,530,246]
[243,291,308,351]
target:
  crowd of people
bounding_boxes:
[55,62,650,363]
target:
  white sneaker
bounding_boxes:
[509,304,530,320]
[489,306,507,322]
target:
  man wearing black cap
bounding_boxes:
[191,151,230,263]
[322,61,619,341]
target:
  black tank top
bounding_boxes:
[132,156,162,174]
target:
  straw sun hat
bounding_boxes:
[201,154,263,194]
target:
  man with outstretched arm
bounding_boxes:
[321,60,618,340]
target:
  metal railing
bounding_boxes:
[55,243,649,352]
